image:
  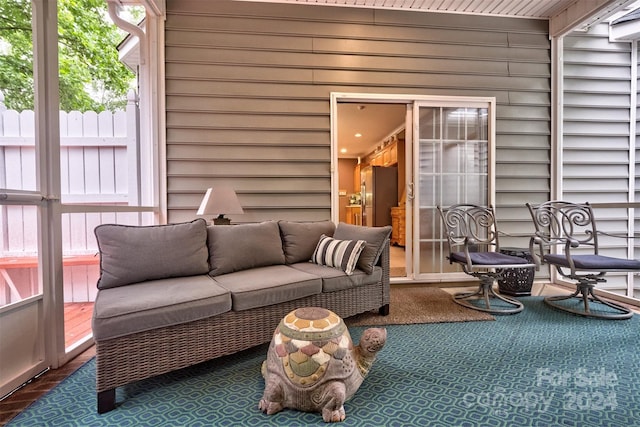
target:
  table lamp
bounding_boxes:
[197,187,244,225]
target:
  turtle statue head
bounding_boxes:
[355,327,387,377]
[259,307,387,422]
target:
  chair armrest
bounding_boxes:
[567,238,580,248]
[595,230,637,240]
[528,235,543,270]
[528,233,573,270]
[461,236,476,272]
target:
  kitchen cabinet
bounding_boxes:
[391,206,405,246]
[345,205,362,225]
[383,149,391,166]
[366,141,398,167]
[353,164,361,192]
[388,144,397,165]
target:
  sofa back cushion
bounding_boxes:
[332,222,392,274]
[94,219,210,289]
[278,220,336,264]
[208,220,285,276]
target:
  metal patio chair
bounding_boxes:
[437,204,533,315]
[527,200,640,320]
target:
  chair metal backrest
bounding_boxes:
[438,204,500,271]
[439,203,498,248]
[527,200,598,250]
[526,201,599,273]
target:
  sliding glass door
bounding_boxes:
[1,1,158,397]
[412,101,493,281]
[0,0,51,398]
[330,94,494,283]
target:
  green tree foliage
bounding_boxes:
[0,0,137,112]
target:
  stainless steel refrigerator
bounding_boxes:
[361,166,398,227]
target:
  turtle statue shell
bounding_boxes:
[259,307,387,423]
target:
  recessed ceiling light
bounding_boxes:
[340,148,347,153]
[355,133,362,138]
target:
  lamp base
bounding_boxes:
[213,217,231,225]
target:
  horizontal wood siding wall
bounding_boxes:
[635,41,640,270]
[564,24,634,292]
[564,24,632,206]
[165,0,550,228]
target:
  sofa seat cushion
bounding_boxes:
[92,275,231,341]
[212,265,322,311]
[289,262,382,292]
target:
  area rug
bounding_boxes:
[9,297,640,427]
[345,286,494,326]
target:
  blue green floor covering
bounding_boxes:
[8,297,640,426]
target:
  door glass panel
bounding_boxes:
[0,2,36,192]
[418,108,440,139]
[415,105,489,275]
[62,212,101,348]
[0,205,40,307]
[61,211,152,348]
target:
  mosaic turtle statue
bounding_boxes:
[259,307,387,423]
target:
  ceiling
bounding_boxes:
[337,103,406,159]
[237,0,629,21]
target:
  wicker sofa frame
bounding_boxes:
[95,242,390,413]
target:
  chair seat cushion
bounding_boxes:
[544,254,640,270]
[92,275,232,341]
[451,251,529,266]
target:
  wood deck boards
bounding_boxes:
[64,302,94,348]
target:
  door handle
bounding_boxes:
[407,183,415,200]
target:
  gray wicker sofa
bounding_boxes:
[91,218,391,413]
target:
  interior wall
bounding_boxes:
[337,158,357,222]
[164,0,551,230]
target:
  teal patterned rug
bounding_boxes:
[8,297,640,426]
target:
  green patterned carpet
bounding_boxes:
[9,297,640,426]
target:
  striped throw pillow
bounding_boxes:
[311,234,366,275]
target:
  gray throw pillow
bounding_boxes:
[278,220,336,264]
[333,222,392,274]
[95,218,209,289]
[208,221,285,276]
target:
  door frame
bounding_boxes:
[331,93,415,281]
[0,0,59,398]
[330,93,496,283]
[411,98,496,283]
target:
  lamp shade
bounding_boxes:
[197,187,244,217]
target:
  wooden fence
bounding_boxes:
[0,90,140,304]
